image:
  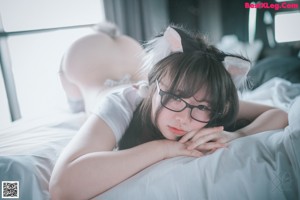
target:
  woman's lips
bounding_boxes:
[168,126,186,136]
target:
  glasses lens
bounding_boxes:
[159,88,212,123]
[161,93,186,111]
[191,108,211,122]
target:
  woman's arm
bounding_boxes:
[233,100,288,137]
[179,100,288,150]
[49,115,202,200]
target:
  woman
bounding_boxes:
[49,25,288,200]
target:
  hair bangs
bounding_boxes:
[163,53,214,100]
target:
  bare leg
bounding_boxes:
[59,66,85,113]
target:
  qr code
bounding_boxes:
[2,181,19,199]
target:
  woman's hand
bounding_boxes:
[159,140,204,159]
[178,126,242,153]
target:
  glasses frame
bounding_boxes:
[155,80,213,123]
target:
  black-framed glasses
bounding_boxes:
[156,80,212,123]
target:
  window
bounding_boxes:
[0,0,105,126]
[0,65,10,125]
[274,11,300,43]
[0,0,105,32]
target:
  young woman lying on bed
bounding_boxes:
[49,24,288,200]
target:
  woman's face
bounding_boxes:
[151,77,210,140]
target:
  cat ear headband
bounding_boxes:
[142,26,251,89]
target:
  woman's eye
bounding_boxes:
[198,105,210,111]
[167,94,181,102]
[171,95,181,101]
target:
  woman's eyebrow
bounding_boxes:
[193,96,210,103]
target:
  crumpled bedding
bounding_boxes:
[97,78,300,200]
[240,77,300,111]
[0,78,299,200]
[0,113,86,199]
[97,94,300,200]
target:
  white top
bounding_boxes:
[92,85,143,143]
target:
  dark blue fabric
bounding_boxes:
[248,56,300,90]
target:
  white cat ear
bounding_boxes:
[163,27,183,52]
[223,56,251,88]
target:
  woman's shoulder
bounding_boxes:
[104,84,143,108]
[92,83,145,117]
[92,83,144,144]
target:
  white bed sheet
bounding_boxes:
[0,112,86,199]
[0,78,299,200]
[239,77,300,111]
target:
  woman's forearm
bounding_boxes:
[50,140,165,200]
[237,108,288,136]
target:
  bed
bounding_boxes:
[1,32,300,200]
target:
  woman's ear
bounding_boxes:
[222,56,251,88]
[163,27,183,53]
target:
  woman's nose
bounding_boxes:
[175,107,191,123]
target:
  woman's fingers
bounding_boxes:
[175,126,229,156]
[181,142,203,157]
[191,142,227,151]
[191,126,224,142]
[183,149,204,157]
[187,129,225,150]
[179,126,223,144]
[178,130,197,143]
[162,140,203,158]
[188,133,225,150]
